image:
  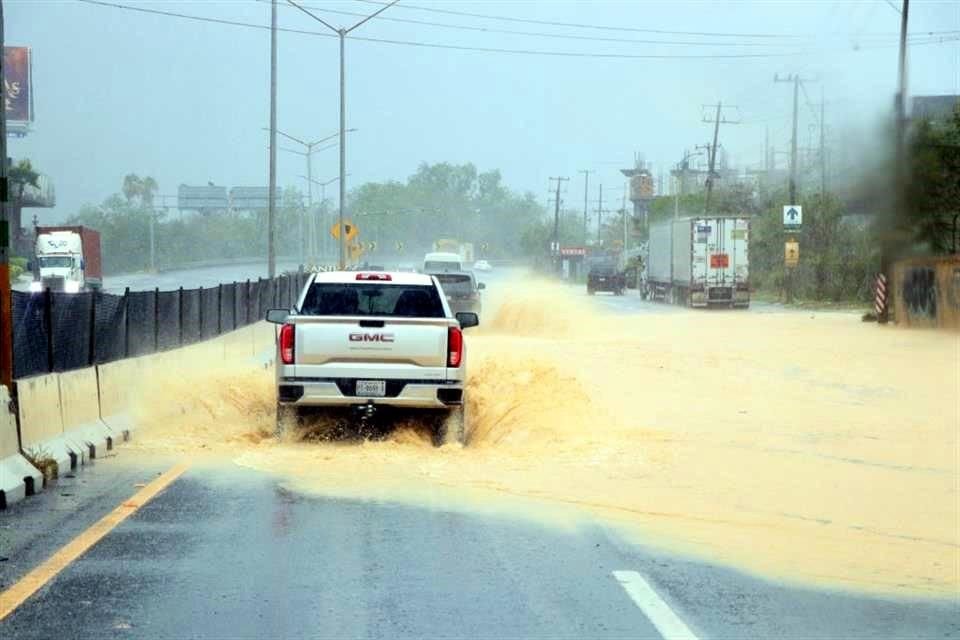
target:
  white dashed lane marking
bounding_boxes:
[612,570,700,640]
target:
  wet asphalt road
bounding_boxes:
[1,269,943,639]
[1,461,957,640]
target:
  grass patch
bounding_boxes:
[23,446,58,481]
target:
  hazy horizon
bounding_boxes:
[8,0,960,222]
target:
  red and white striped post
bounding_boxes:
[874,272,888,320]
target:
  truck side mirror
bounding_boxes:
[265,308,290,324]
[80,259,85,270]
[455,312,479,329]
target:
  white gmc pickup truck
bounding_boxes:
[266,271,479,445]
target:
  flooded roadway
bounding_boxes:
[1,271,957,639]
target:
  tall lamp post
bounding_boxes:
[300,174,349,262]
[269,127,355,262]
[287,0,398,269]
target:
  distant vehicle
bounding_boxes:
[430,270,484,319]
[30,226,102,293]
[587,259,625,296]
[423,251,462,272]
[473,259,492,272]
[648,216,750,308]
[266,271,479,445]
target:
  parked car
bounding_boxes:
[430,270,484,319]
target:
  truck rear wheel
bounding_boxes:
[435,404,466,447]
[276,403,300,439]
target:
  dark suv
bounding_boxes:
[587,261,625,295]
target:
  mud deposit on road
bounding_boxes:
[130,279,959,598]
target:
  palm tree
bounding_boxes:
[9,159,40,255]
[122,173,142,203]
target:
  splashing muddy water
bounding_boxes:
[128,277,959,598]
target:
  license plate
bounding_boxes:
[356,380,386,397]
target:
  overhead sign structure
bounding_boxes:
[229,186,281,210]
[330,220,358,242]
[178,185,228,211]
[4,47,32,123]
[783,205,802,227]
[785,240,800,268]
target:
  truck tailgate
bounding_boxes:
[293,317,449,370]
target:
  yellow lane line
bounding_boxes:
[0,462,190,620]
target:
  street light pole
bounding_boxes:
[268,127,352,264]
[339,29,346,268]
[287,0,398,269]
[267,0,278,279]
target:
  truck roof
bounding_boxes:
[311,270,437,286]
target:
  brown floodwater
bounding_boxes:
[128,277,960,598]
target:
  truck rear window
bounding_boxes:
[424,260,461,272]
[300,283,446,318]
[434,274,474,295]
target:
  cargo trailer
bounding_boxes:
[647,216,750,308]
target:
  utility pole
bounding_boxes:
[774,74,803,205]
[702,101,740,215]
[549,177,568,272]
[881,0,910,324]
[621,188,628,251]
[596,183,603,241]
[578,169,592,245]
[0,0,11,389]
[288,0,399,270]
[148,208,156,271]
[820,87,827,198]
[267,0,278,279]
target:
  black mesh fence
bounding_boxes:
[12,271,310,379]
[181,288,201,346]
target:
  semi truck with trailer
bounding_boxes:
[30,226,103,293]
[647,216,750,308]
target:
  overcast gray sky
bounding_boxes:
[9,0,960,221]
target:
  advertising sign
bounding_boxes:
[4,46,32,122]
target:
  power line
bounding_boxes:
[353,0,801,39]
[354,0,960,41]
[799,80,821,127]
[271,0,793,48]
[71,0,804,59]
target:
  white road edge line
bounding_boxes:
[612,570,700,640]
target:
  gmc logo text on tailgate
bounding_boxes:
[349,333,395,343]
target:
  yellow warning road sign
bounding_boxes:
[330,220,359,241]
[785,240,799,268]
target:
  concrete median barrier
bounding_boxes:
[0,385,43,509]
[17,373,82,476]
[58,368,114,460]
[97,356,144,439]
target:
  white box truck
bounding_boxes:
[647,216,750,308]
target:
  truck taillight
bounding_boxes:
[280,324,295,364]
[447,326,463,368]
[356,273,391,281]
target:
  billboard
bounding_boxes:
[4,47,32,122]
